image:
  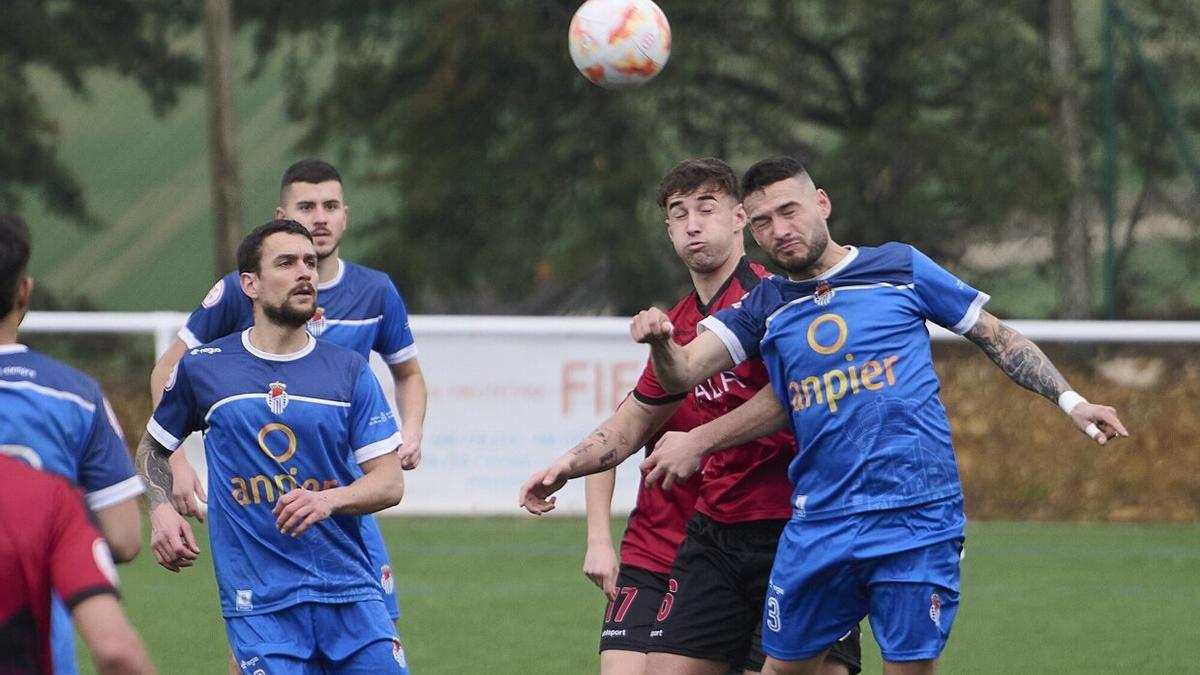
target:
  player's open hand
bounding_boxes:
[518,462,570,515]
[1069,401,1129,445]
[169,453,207,522]
[397,431,423,470]
[274,488,333,537]
[149,503,200,573]
[583,542,619,601]
[630,307,674,345]
[642,430,705,491]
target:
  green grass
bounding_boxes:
[76,518,1199,674]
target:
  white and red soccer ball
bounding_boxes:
[568,0,671,89]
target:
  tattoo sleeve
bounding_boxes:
[964,312,1072,403]
[135,431,175,510]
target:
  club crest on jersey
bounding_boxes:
[307,307,327,336]
[929,593,942,628]
[813,280,835,306]
[266,381,289,414]
[380,564,395,594]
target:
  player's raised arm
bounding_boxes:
[134,431,200,573]
[643,385,790,490]
[519,395,678,515]
[630,308,734,393]
[964,310,1129,444]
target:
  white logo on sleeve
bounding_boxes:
[201,280,226,308]
[236,590,253,612]
[793,494,808,518]
[92,538,119,586]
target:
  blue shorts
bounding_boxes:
[227,600,409,674]
[362,514,401,620]
[763,500,965,663]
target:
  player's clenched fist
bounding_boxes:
[274,488,333,537]
[630,307,674,344]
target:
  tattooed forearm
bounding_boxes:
[965,312,1071,403]
[135,432,175,510]
[565,427,633,476]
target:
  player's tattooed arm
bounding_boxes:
[964,310,1071,403]
[564,395,676,476]
[135,431,175,511]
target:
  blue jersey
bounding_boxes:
[181,260,417,364]
[148,331,403,617]
[0,344,142,508]
[701,244,988,521]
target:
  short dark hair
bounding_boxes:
[741,157,810,200]
[280,159,342,196]
[0,214,32,318]
[236,220,314,274]
[656,158,740,208]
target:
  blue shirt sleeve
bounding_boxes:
[909,246,990,334]
[700,283,774,364]
[374,280,417,364]
[348,364,403,464]
[147,358,202,451]
[179,273,251,348]
[76,384,143,509]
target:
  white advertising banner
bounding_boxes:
[180,316,652,516]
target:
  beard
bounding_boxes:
[768,227,830,277]
[262,296,315,328]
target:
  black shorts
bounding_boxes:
[649,513,862,674]
[598,565,670,654]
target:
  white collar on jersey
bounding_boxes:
[240,328,316,362]
[813,246,859,280]
[318,258,345,291]
[0,343,30,355]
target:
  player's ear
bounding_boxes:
[733,203,747,233]
[240,271,259,300]
[274,206,287,220]
[815,188,832,220]
[14,275,33,320]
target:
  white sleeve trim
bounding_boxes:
[146,417,183,451]
[697,316,748,365]
[178,327,202,349]
[86,475,145,511]
[355,432,403,465]
[951,291,991,334]
[381,344,418,365]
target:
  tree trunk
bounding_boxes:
[1048,0,1092,318]
[204,0,242,276]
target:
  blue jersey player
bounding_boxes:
[632,158,1128,675]
[0,214,145,675]
[138,220,409,673]
[148,160,426,632]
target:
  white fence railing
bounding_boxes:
[20,313,1200,515]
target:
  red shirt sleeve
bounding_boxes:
[49,481,118,609]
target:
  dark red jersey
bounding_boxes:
[617,393,707,574]
[0,455,119,675]
[634,258,795,525]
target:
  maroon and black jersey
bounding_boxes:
[634,258,795,525]
[617,393,707,574]
[0,455,118,675]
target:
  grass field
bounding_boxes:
[76,517,1199,674]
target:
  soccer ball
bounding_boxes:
[568,0,671,89]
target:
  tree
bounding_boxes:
[238,0,1198,316]
[0,0,199,227]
